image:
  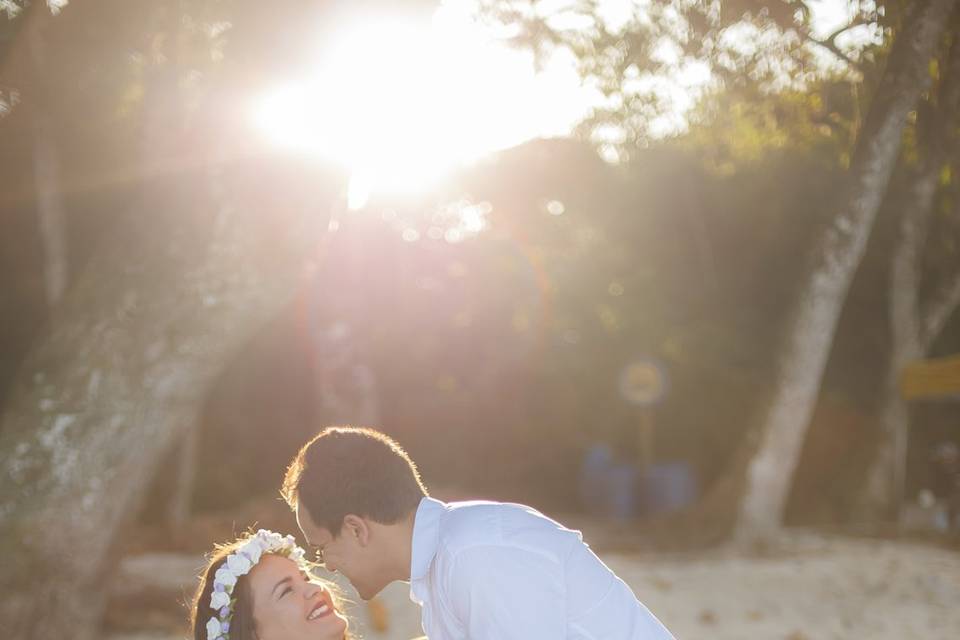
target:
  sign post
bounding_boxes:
[618,358,669,468]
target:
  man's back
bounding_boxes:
[409,498,675,640]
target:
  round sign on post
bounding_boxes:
[619,359,669,468]
[619,359,668,407]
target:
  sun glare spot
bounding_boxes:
[347,171,374,211]
[252,2,595,202]
[545,200,566,216]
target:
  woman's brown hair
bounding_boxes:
[190,533,350,640]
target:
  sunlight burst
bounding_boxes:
[253,4,591,207]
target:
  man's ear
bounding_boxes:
[342,514,371,546]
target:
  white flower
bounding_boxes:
[257,529,280,546]
[206,616,222,640]
[201,528,313,639]
[214,566,237,589]
[226,553,253,575]
[239,539,264,565]
[210,590,231,610]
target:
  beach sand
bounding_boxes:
[107,532,960,640]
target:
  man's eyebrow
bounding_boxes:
[272,576,293,597]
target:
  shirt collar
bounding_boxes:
[408,496,446,603]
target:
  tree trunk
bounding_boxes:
[865,223,925,520]
[0,27,341,637]
[864,21,960,519]
[27,5,69,308]
[862,142,940,520]
[0,180,338,640]
[31,117,68,307]
[165,422,199,531]
[734,0,955,545]
[871,260,960,518]
[0,0,346,635]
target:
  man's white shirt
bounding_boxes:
[408,497,675,640]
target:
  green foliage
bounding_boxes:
[685,78,861,174]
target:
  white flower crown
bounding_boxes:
[205,529,308,640]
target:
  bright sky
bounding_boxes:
[253,0,871,208]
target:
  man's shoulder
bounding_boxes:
[435,500,507,546]
[435,499,581,559]
[441,499,557,530]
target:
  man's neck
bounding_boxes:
[394,509,416,582]
[376,509,417,583]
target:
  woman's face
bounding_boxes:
[248,554,348,640]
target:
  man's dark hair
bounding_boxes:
[282,426,428,536]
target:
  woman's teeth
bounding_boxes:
[308,603,331,620]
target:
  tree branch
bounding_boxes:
[825,19,870,49]
[798,19,871,70]
[920,271,960,351]
[917,27,960,353]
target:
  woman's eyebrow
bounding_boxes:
[271,576,293,597]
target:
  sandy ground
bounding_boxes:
[606,534,960,640]
[108,533,960,640]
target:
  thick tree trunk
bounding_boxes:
[0,184,337,640]
[0,37,340,636]
[734,0,955,544]
[0,1,344,635]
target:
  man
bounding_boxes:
[282,426,675,639]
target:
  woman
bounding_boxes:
[191,529,349,640]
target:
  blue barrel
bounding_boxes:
[607,463,640,520]
[579,443,614,513]
[641,462,697,515]
[579,444,640,519]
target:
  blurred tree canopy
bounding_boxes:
[470,0,958,541]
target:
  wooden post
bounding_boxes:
[638,408,655,469]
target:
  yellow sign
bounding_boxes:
[900,354,960,400]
